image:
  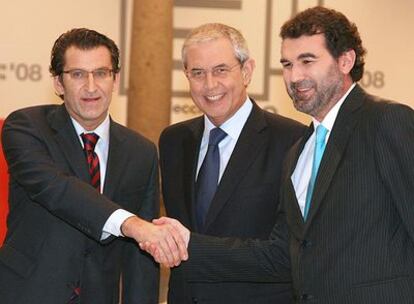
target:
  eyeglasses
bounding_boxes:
[62,68,114,83]
[185,62,241,82]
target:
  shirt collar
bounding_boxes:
[203,97,253,140]
[312,83,356,131]
[71,115,110,145]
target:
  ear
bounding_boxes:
[112,72,120,92]
[338,49,356,75]
[53,76,65,96]
[241,58,256,86]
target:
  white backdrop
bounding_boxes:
[1,1,413,302]
[1,0,413,126]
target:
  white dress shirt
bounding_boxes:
[291,83,356,216]
[196,97,253,182]
[71,116,133,238]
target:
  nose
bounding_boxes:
[204,71,218,90]
[86,73,97,92]
[289,65,305,84]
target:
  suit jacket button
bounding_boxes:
[300,293,314,301]
[191,297,198,303]
[302,239,312,248]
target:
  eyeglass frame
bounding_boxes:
[61,67,115,83]
[185,62,243,82]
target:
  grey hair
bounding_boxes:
[181,23,250,68]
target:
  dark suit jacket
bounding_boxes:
[159,102,305,303]
[0,104,159,303]
[184,85,414,303]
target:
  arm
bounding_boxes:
[376,103,414,240]
[1,109,187,263]
[183,206,291,283]
[1,109,117,241]
[147,207,291,284]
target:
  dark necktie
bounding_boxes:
[81,132,100,191]
[195,127,227,231]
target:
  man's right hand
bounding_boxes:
[139,217,191,267]
[121,216,188,267]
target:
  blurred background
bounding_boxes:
[1,0,413,302]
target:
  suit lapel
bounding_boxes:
[103,120,127,199]
[49,104,90,183]
[305,85,366,225]
[203,105,267,230]
[185,118,204,230]
[283,125,314,234]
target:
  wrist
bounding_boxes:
[121,215,144,240]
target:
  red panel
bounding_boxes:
[0,119,8,244]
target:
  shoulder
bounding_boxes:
[264,110,305,130]
[110,120,156,153]
[259,109,307,142]
[361,93,413,126]
[159,116,203,144]
[5,104,60,122]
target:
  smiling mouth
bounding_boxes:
[82,97,100,102]
[205,94,224,101]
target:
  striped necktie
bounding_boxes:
[81,132,100,191]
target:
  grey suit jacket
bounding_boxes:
[160,102,305,303]
[0,104,159,304]
[184,85,414,303]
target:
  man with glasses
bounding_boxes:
[159,23,304,303]
[150,7,414,303]
[0,28,186,304]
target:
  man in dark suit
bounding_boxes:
[159,23,304,303]
[149,7,414,303]
[0,28,186,304]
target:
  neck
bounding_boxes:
[314,78,353,122]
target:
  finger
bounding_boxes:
[139,241,154,254]
[154,231,178,267]
[161,227,182,266]
[153,217,167,225]
[166,222,189,261]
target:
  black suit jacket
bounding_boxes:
[184,85,414,303]
[0,105,159,303]
[159,102,305,303]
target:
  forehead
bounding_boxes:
[64,46,112,69]
[281,34,331,59]
[185,37,236,67]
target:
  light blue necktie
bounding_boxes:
[304,124,328,220]
[195,128,227,231]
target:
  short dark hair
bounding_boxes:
[49,28,120,77]
[280,6,366,82]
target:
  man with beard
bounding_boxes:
[145,6,414,303]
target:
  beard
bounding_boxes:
[287,63,344,118]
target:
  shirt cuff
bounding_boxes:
[101,209,135,240]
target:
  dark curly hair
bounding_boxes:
[49,28,120,77]
[280,6,366,82]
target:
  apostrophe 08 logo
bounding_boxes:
[360,70,385,89]
[0,63,42,82]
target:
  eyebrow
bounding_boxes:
[190,63,228,70]
[280,52,318,64]
[297,53,317,60]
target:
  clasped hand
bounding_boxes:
[122,216,190,267]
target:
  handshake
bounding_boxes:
[121,216,190,267]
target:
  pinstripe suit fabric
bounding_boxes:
[185,85,414,303]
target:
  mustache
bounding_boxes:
[289,80,315,91]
